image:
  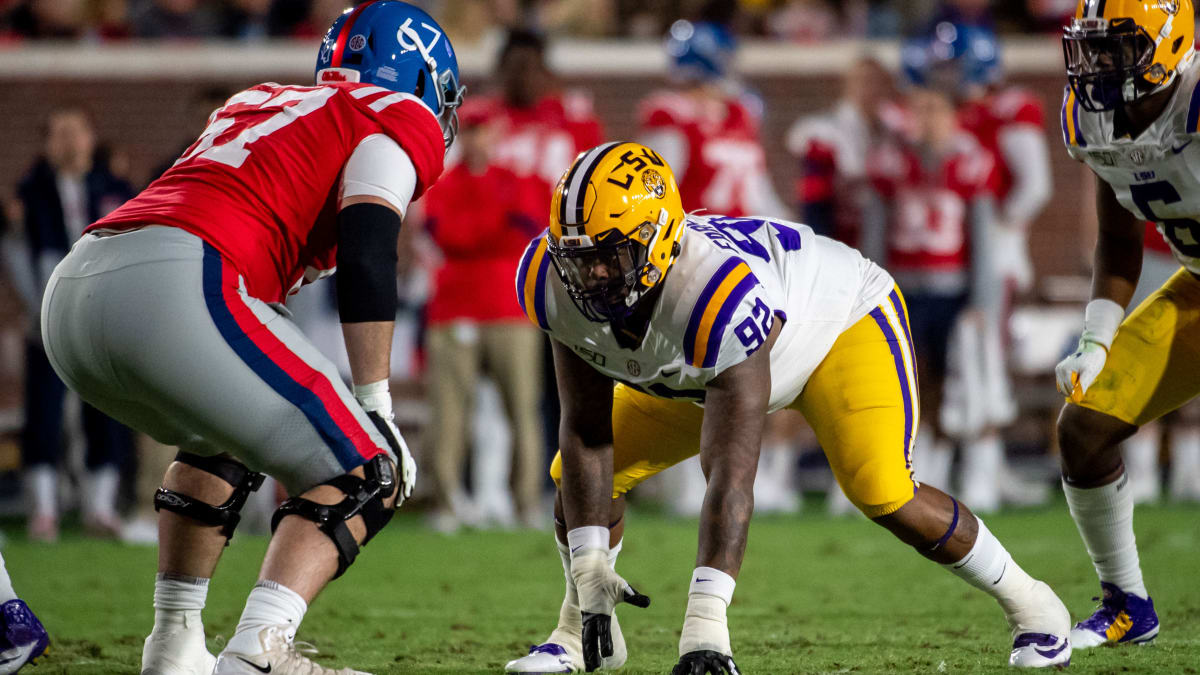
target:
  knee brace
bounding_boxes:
[270,455,396,579]
[154,452,266,543]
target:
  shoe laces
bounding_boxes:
[1078,593,1123,631]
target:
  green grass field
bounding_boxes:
[3,502,1198,674]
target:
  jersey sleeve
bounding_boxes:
[682,257,778,380]
[515,232,553,331]
[996,88,1045,128]
[340,133,417,214]
[346,87,446,199]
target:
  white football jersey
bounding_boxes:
[516,214,894,412]
[1063,59,1200,273]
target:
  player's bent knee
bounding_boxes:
[154,452,266,543]
[1056,404,1132,478]
[270,454,397,579]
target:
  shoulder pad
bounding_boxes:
[1060,86,1090,150]
[515,232,552,330]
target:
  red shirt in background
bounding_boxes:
[422,163,543,324]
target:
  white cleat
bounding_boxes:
[1007,581,1072,668]
[141,616,217,675]
[505,612,625,673]
[214,625,369,675]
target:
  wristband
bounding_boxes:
[353,379,391,416]
[1081,298,1124,349]
[567,526,610,557]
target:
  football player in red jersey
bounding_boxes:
[902,22,1053,510]
[866,83,1000,505]
[39,3,463,674]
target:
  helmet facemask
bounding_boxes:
[1064,17,1168,112]
[548,222,660,323]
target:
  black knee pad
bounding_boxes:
[154,452,266,543]
[270,455,397,579]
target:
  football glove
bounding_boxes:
[672,650,741,675]
[571,548,650,672]
[1054,298,1124,401]
[355,380,416,505]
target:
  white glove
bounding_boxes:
[569,529,650,671]
[354,380,416,505]
[1055,299,1124,400]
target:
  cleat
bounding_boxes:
[214,624,369,675]
[504,643,577,673]
[1006,581,1071,668]
[1071,582,1159,650]
[1010,633,1070,668]
[0,599,50,675]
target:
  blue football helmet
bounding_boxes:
[316,0,465,147]
[901,21,1001,93]
[665,20,736,83]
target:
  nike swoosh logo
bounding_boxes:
[570,545,583,553]
[992,560,1007,585]
[695,578,712,582]
[1034,643,1067,659]
[237,657,272,673]
[1172,140,1193,154]
[661,369,680,377]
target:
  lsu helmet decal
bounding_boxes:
[1064,0,1195,112]
[547,142,686,322]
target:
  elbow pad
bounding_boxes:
[336,202,401,323]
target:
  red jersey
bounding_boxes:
[869,132,995,274]
[958,87,1044,203]
[90,82,445,303]
[639,91,769,217]
[473,92,605,227]
[422,163,543,324]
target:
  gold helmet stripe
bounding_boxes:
[560,141,622,232]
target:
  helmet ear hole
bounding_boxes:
[1174,36,1185,54]
[415,70,426,99]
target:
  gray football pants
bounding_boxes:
[40,226,393,494]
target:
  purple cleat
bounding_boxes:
[1071,582,1159,649]
[0,599,49,674]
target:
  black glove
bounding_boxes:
[671,650,741,675]
[580,584,650,671]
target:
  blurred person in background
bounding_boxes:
[7,0,87,38]
[902,21,1053,511]
[0,551,49,674]
[88,0,133,40]
[638,14,798,516]
[420,104,547,533]
[471,27,604,523]
[267,0,352,38]
[218,0,271,39]
[865,82,998,516]
[787,55,897,244]
[14,107,135,542]
[130,0,218,38]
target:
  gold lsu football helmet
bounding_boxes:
[1064,0,1195,112]
[547,141,686,322]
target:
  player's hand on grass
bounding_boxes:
[672,650,741,675]
[571,548,650,671]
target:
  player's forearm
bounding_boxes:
[1089,174,1143,308]
[341,321,394,385]
[559,440,615,531]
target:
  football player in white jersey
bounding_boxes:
[503,142,1072,673]
[1056,0,1200,651]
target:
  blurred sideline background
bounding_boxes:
[0,0,1193,548]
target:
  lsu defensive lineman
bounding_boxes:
[503,142,1072,673]
[1056,0,1200,650]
